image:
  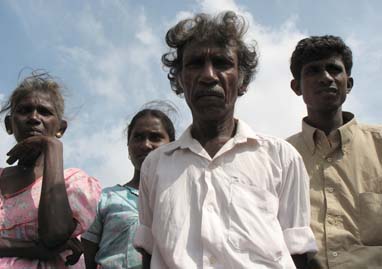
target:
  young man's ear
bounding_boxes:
[291,79,302,96]
[346,77,354,94]
[56,120,68,138]
[4,115,13,135]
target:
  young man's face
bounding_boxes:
[178,40,245,121]
[292,55,353,114]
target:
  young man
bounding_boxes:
[288,35,382,268]
[134,11,317,268]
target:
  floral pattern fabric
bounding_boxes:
[0,167,101,269]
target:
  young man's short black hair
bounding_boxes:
[290,35,353,80]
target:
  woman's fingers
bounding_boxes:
[6,137,43,165]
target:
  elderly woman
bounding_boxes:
[0,72,101,268]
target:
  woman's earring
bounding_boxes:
[56,132,62,138]
[6,129,12,134]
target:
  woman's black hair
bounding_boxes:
[127,109,175,143]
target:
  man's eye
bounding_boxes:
[213,58,233,69]
[304,67,319,75]
[185,59,203,67]
[327,65,343,74]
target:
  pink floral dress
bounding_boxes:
[0,168,101,268]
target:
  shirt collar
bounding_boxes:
[163,119,258,156]
[301,111,357,154]
[120,184,139,196]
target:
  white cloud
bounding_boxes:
[197,0,241,13]
[64,120,132,186]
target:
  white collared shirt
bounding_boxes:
[134,120,317,268]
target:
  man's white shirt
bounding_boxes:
[134,120,317,268]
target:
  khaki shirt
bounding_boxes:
[287,112,382,269]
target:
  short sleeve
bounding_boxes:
[277,144,317,254]
[133,160,154,254]
[64,168,102,237]
[81,192,105,243]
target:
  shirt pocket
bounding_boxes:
[358,192,382,245]
[228,179,285,262]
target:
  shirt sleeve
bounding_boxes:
[64,168,102,237]
[81,191,105,243]
[277,144,318,254]
[133,160,154,254]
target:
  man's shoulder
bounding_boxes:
[285,132,304,146]
[252,132,303,164]
[357,123,382,138]
[141,140,180,172]
[255,131,299,150]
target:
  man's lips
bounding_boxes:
[195,88,225,100]
[317,87,338,94]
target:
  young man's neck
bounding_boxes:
[306,108,344,135]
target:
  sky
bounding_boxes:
[1,0,381,187]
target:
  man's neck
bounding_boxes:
[306,108,344,135]
[191,116,237,158]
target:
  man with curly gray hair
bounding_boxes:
[134,11,317,268]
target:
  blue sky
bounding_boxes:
[1,0,381,187]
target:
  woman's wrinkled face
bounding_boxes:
[128,115,171,171]
[7,91,62,142]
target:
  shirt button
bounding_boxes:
[327,187,335,193]
[332,251,338,257]
[207,205,214,212]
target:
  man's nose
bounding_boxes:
[200,61,218,84]
[319,70,334,85]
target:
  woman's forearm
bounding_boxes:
[0,238,53,260]
[38,139,76,248]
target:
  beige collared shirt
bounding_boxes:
[287,112,382,269]
[135,119,317,269]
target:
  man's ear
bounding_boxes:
[56,120,68,138]
[238,83,248,96]
[4,115,13,135]
[346,77,354,94]
[291,79,302,96]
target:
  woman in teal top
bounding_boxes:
[82,108,175,269]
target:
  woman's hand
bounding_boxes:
[6,136,62,166]
[0,237,82,265]
[35,238,84,265]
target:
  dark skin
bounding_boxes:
[180,40,243,157]
[83,115,171,269]
[142,40,308,268]
[0,92,81,265]
[291,55,353,135]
